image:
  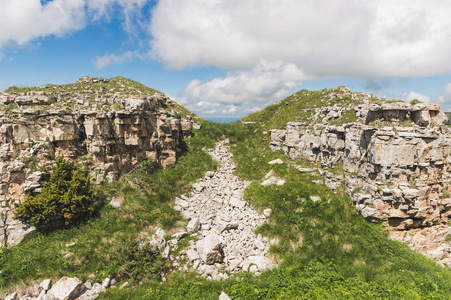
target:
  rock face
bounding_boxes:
[271,100,451,230]
[0,78,192,247]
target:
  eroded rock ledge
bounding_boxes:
[0,80,192,247]
[271,98,450,230]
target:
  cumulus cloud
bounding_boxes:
[182,60,306,105]
[148,0,451,113]
[150,0,451,78]
[436,83,451,111]
[0,0,86,47]
[0,0,149,49]
[401,91,431,103]
[94,51,137,68]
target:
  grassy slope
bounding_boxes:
[0,121,224,295]
[101,90,451,299]
[2,76,193,118]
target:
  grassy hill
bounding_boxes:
[2,76,192,117]
[2,83,451,299]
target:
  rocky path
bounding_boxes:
[176,139,275,280]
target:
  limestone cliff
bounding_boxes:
[270,87,450,230]
[0,77,193,246]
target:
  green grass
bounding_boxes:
[3,86,451,299]
[3,76,193,118]
[0,120,223,294]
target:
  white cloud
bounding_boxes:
[150,0,451,79]
[94,51,137,68]
[0,0,149,49]
[150,0,451,110]
[401,91,431,103]
[436,83,451,111]
[182,60,306,105]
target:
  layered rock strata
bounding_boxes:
[271,100,451,230]
[0,87,191,247]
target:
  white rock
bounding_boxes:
[310,196,321,202]
[219,292,232,300]
[171,231,188,240]
[187,218,201,234]
[40,279,52,291]
[186,249,201,262]
[261,179,272,186]
[48,277,83,300]
[254,237,265,251]
[109,196,122,208]
[162,245,170,259]
[196,232,220,263]
[149,228,166,250]
[101,277,110,288]
[5,292,18,300]
[249,265,259,273]
[276,179,285,186]
[230,197,246,208]
[241,256,275,272]
[175,198,189,209]
[268,158,283,165]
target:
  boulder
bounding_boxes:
[241,256,275,272]
[187,218,200,234]
[196,232,224,264]
[40,279,52,291]
[48,277,83,300]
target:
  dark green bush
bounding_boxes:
[14,157,96,231]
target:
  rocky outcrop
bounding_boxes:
[271,100,451,230]
[0,80,192,247]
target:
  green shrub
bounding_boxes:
[109,235,164,283]
[14,157,96,231]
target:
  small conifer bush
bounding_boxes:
[14,157,96,231]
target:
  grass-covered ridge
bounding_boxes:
[2,76,192,117]
[242,87,401,130]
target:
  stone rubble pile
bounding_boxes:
[173,140,276,280]
[2,275,128,300]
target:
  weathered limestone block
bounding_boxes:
[271,102,451,230]
[0,88,192,247]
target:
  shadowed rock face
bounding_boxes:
[0,81,192,247]
[271,100,451,230]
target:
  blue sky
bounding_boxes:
[2,1,451,118]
